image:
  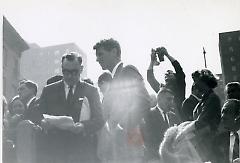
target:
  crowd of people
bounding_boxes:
[2,38,240,163]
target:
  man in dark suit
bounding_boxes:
[147,47,186,121]
[18,80,42,125]
[39,52,104,163]
[16,80,43,163]
[181,84,202,121]
[141,88,180,162]
[93,38,151,163]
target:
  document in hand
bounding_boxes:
[43,114,75,130]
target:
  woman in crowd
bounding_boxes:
[5,96,26,143]
[174,69,221,163]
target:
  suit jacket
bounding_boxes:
[181,94,199,121]
[192,89,221,163]
[23,97,43,125]
[103,63,151,160]
[39,80,104,163]
[105,63,151,130]
[141,106,179,160]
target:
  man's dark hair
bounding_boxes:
[47,75,63,85]
[191,69,218,89]
[61,52,82,65]
[83,78,94,85]
[225,82,240,100]
[23,80,38,96]
[93,38,121,57]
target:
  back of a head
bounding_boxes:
[223,99,240,116]
[47,75,63,85]
[192,69,218,89]
[225,82,240,100]
[23,80,38,96]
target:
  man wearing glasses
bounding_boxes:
[39,52,104,163]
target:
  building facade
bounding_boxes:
[21,43,87,97]
[3,16,29,101]
[219,30,240,85]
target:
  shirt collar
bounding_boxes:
[26,96,36,108]
[191,94,201,101]
[111,61,122,77]
[64,81,77,97]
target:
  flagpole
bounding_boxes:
[203,47,207,68]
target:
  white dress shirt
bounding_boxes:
[230,130,240,161]
[64,82,76,99]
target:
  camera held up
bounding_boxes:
[151,47,165,66]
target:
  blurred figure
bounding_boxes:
[83,78,94,85]
[159,122,203,163]
[3,96,25,163]
[18,80,42,124]
[5,96,25,139]
[96,71,113,163]
[175,69,221,163]
[141,88,180,162]
[225,82,240,100]
[94,38,151,163]
[149,93,157,108]
[98,71,113,97]
[221,99,240,163]
[181,84,202,121]
[2,96,18,163]
[147,47,185,121]
[217,82,240,163]
[16,80,44,163]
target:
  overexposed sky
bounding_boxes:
[2,0,240,95]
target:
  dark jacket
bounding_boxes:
[39,80,104,163]
[141,107,180,160]
[181,94,199,121]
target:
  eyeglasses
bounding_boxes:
[62,69,80,76]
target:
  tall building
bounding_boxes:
[219,30,240,85]
[3,16,29,101]
[21,43,87,97]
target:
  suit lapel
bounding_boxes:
[73,81,85,102]
[155,107,168,129]
[58,80,67,105]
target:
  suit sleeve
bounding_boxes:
[119,65,151,130]
[80,87,104,135]
[194,93,221,131]
[39,86,49,115]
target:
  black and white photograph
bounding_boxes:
[2,0,240,163]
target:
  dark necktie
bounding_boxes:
[233,132,239,161]
[67,86,74,106]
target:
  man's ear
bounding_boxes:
[111,48,118,57]
[79,65,83,74]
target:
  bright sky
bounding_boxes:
[2,0,240,95]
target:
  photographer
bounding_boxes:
[147,47,186,121]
